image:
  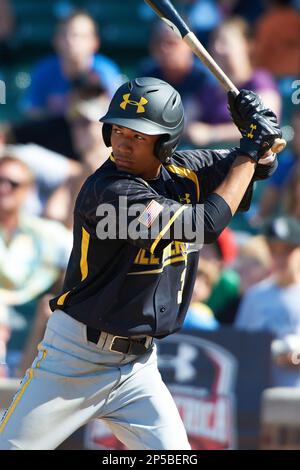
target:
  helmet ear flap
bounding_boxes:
[154,135,169,163]
[154,134,182,163]
[102,123,112,147]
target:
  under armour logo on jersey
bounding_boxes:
[247,123,257,139]
[179,193,191,204]
[120,94,148,113]
[158,343,198,382]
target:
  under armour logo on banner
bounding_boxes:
[158,343,198,382]
[120,94,148,113]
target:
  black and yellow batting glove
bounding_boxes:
[228,89,282,163]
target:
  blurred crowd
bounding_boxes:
[0,0,299,390]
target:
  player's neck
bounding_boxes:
[141,165,161,181]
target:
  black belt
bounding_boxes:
[86,326,153,355]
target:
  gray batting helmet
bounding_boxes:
[100,77,184,163]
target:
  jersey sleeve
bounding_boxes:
[174,148,264,211]
[174,148,237,202]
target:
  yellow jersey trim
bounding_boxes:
[128,268,164,275]
[166,164,200,201]
[0,347,47,433]
[57,290,70,306]
[163,255,187,266]
[150,205,187,254]
[80,227,90,281]
[127,254,187,275]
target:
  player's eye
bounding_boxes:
[135,134,145,141]
[114,128,122,134]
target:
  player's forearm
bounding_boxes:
[213,155,256,215]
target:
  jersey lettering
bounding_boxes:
[132,242,188,271]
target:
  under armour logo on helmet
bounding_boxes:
[120,94,148,113]
[247,123,257,139]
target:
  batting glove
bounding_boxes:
[228,89,282,163]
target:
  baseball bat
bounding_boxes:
[144,0,286,154]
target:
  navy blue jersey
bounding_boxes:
[50,148,247,337]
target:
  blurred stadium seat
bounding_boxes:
[261,388,300,450]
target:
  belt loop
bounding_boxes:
[98,331,109,349]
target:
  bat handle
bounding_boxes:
[184,33,239,94]
[271,139,286,154]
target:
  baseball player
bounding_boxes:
[0,77,281,450]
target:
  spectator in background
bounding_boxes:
[0,302,10,377]
[24,10,122,117]
[138,22,211,125]
[11,69,109,159]
[67,92,109,169]
[183,260,219,330]
[0,125,7,154]
[3,76,111,220]
[45,93,110,229]
[219,0,266,24]
[200,227,240,323]
[283,168,300,219]
[256,110,300,222]
[0,0,14,63]
[254,0,300,77]
[219,235,272,324]
[178,0,223,48]
[17,294,53,378]
[235,216,300,387]
[0,155,72,376]
[0,0,14,40]
[2,143,80,216]
[186,17,281,147]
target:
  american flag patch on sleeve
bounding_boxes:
[138,200,164,228]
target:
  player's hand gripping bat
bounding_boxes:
[144,0,286,154]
